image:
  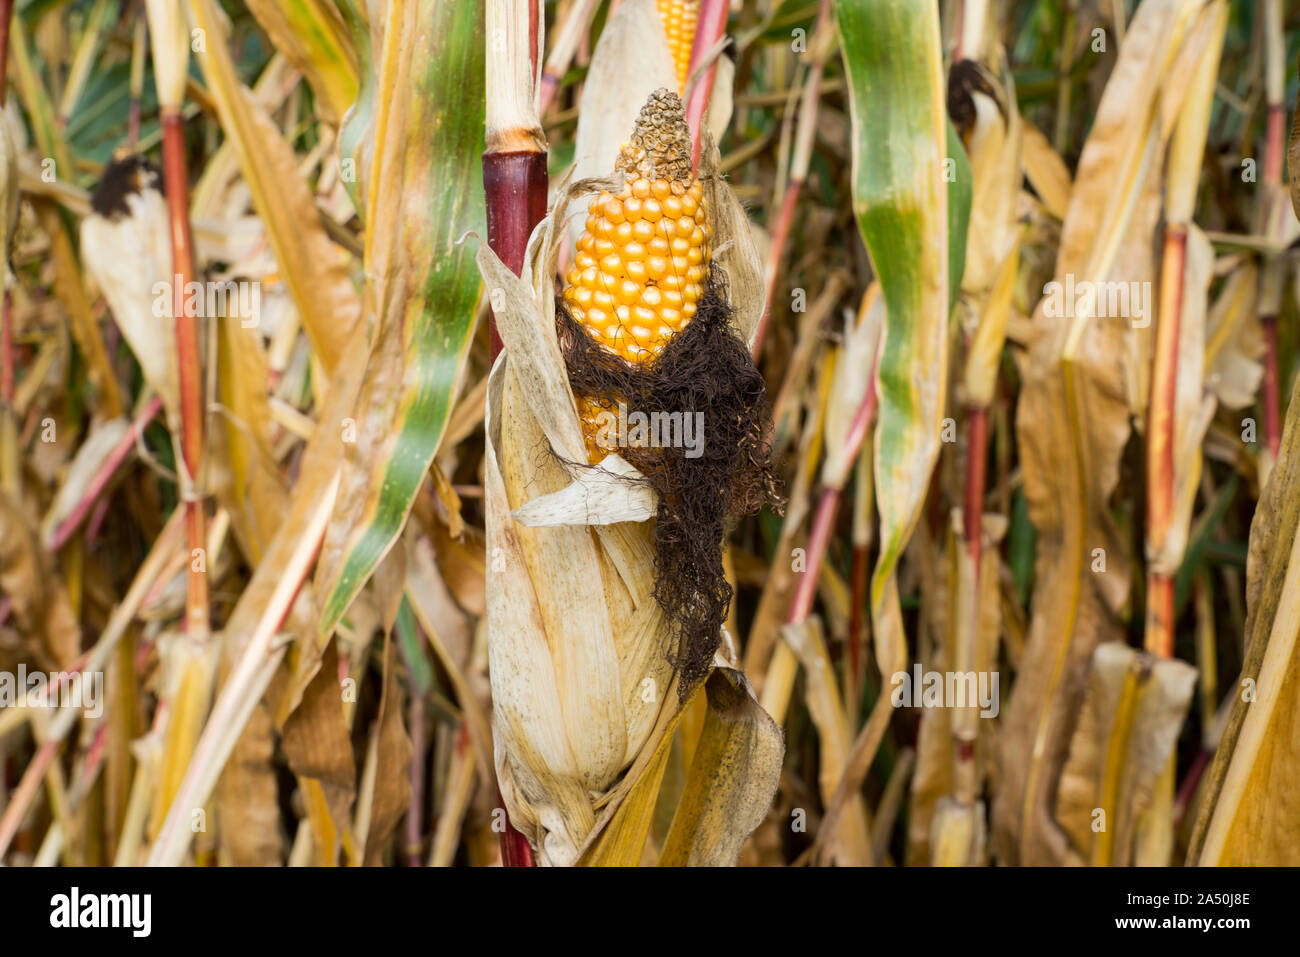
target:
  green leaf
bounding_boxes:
[314,0,486,639]
[1174,475,1239,612]
[243,0,359,125]
[836,0,950,680]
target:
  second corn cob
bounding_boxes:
[656,0,700,93]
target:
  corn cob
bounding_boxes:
[656,0,700,93]
[561,89,710,460]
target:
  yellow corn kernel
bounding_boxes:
[656,0,700,93]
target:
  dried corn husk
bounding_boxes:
[569,0,676,251]
[958,55,1022,409]
[1204,262,1263,411]
[1054,642,1196,866]
[80,163,182,433]
[144,0,191,112]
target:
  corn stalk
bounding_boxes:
[1255,0,1288,465]
[146,0,209,640]
[483,0,547,864]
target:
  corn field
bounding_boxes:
[0,0,1297,873]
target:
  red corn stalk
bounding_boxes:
[1143,8,1222,662]
[0,739,57,859]
[538,0,601,117]
[484,0,546,365]
[684,0,731,169]
[146,0,208,638]
[48,395,163,550]
[484,0,547,865]
[1257,0,1286,460]
[949,379,992,805]
[788,487,841,626]
[750,0,833,359]
[1145,223,1188,659]
[954,398,990,803]
[160,109,209,638]
[0,0,12,106]
[752,185,800,361]
[483,154,547,362]
[786,352,881,630]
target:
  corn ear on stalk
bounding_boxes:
[478,91,782,865]
[562,89,710,460]
[555,90,779,695]
[656,0,699,93]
